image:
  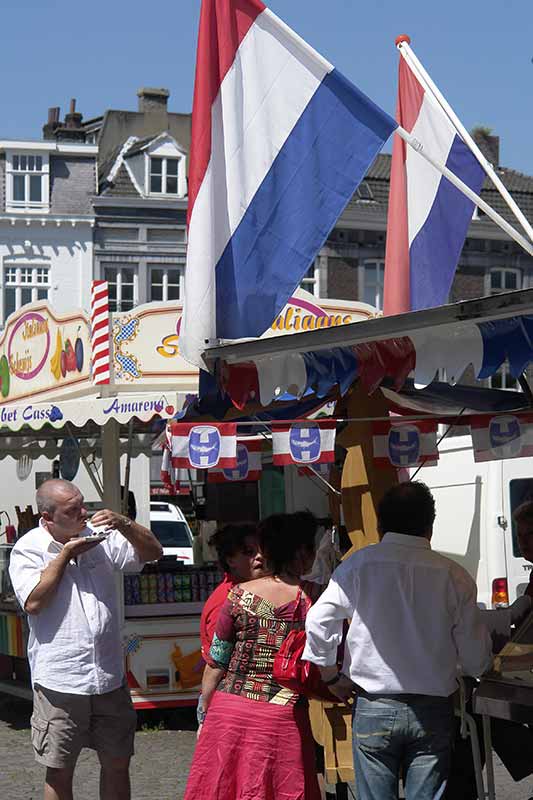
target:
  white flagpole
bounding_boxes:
[396,35,533,244]
[396,124,533,258]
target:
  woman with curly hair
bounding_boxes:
[184,511,321,800]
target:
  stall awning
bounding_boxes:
[204,288,533,364]
[0,392,188,432]
[201,290,533,407]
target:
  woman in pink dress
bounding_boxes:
[184,511,321,800]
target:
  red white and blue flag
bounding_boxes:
[169,422,238,470]
[372,420,439,468]
[180,0,397,366]
[272,421,336,466]
[208,439,262,482]
[383,50,485,315]
[470,414,533,462]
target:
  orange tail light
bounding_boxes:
[492,577,509,608]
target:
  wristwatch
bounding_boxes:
[123,517,132,529]
[323,673,342,687]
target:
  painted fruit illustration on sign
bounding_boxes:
[64,339,76,373]
[0,355,10,398]
[50,330,63,380]
[75,335,83,372]
[50,328,84,381]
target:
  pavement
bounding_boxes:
[0,695,197,799]
[0,693,532,800]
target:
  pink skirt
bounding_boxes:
[184,691,321,800]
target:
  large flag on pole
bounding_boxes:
[383,37,485,316]
[180,0,397,367]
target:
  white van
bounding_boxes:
[149,501,194,564]
[421,433,533,609]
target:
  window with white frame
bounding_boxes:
[4,265,50,321]
[149,265,183,302]
[149,157,180,195]
[299,262,319,296]
[103,265,138,312]
[489,364,520,392]
[6,152,49,211]
[489,267,521,294]
[363,260,385,310]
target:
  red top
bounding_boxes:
[200,574,236,658]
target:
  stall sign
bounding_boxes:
[0,392,182,432]
[0,302,91,407]
[113,291,377,388]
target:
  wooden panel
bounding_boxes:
[309,700,355,785]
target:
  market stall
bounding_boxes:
[188,287,533,794]
[0,289,373,708]
[0,295,212,708]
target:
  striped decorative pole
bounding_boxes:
[91,280,111,385]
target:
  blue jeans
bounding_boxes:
[352,693,454,800]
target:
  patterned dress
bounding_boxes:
[184,582,321,800]
[209,584,311,705]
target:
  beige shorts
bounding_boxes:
[31,682,137,769]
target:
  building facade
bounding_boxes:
[80,88,190,314]
[0,105,97,324]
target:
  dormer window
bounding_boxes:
[149,157,180,195]
[118,133,187,199]
[6,151,50,212]
[356,181,374,202]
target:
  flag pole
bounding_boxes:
[396,35,533,244]
[395,124,533,258]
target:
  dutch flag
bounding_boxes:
[180,0,397,366]
[384,45,486,315]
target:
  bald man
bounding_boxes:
[9,479,162,800]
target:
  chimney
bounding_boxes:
[46,98,87,142]
[137,87,170,113]
[64,98,83,130]
[472,127,500,168]
[43,106,61,140]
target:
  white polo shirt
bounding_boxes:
[9,522,142,695]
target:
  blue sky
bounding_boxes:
[1,0,532,172]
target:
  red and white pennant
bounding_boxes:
[169,422,238,470]
[208,440,262,483]
[272,421,336,467]
[470,413,533,462]
[372,420,439,468]
[91,280,110,385]
[161,446,178,491]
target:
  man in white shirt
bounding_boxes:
[303,481,493,800]
[9,479,163,800]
